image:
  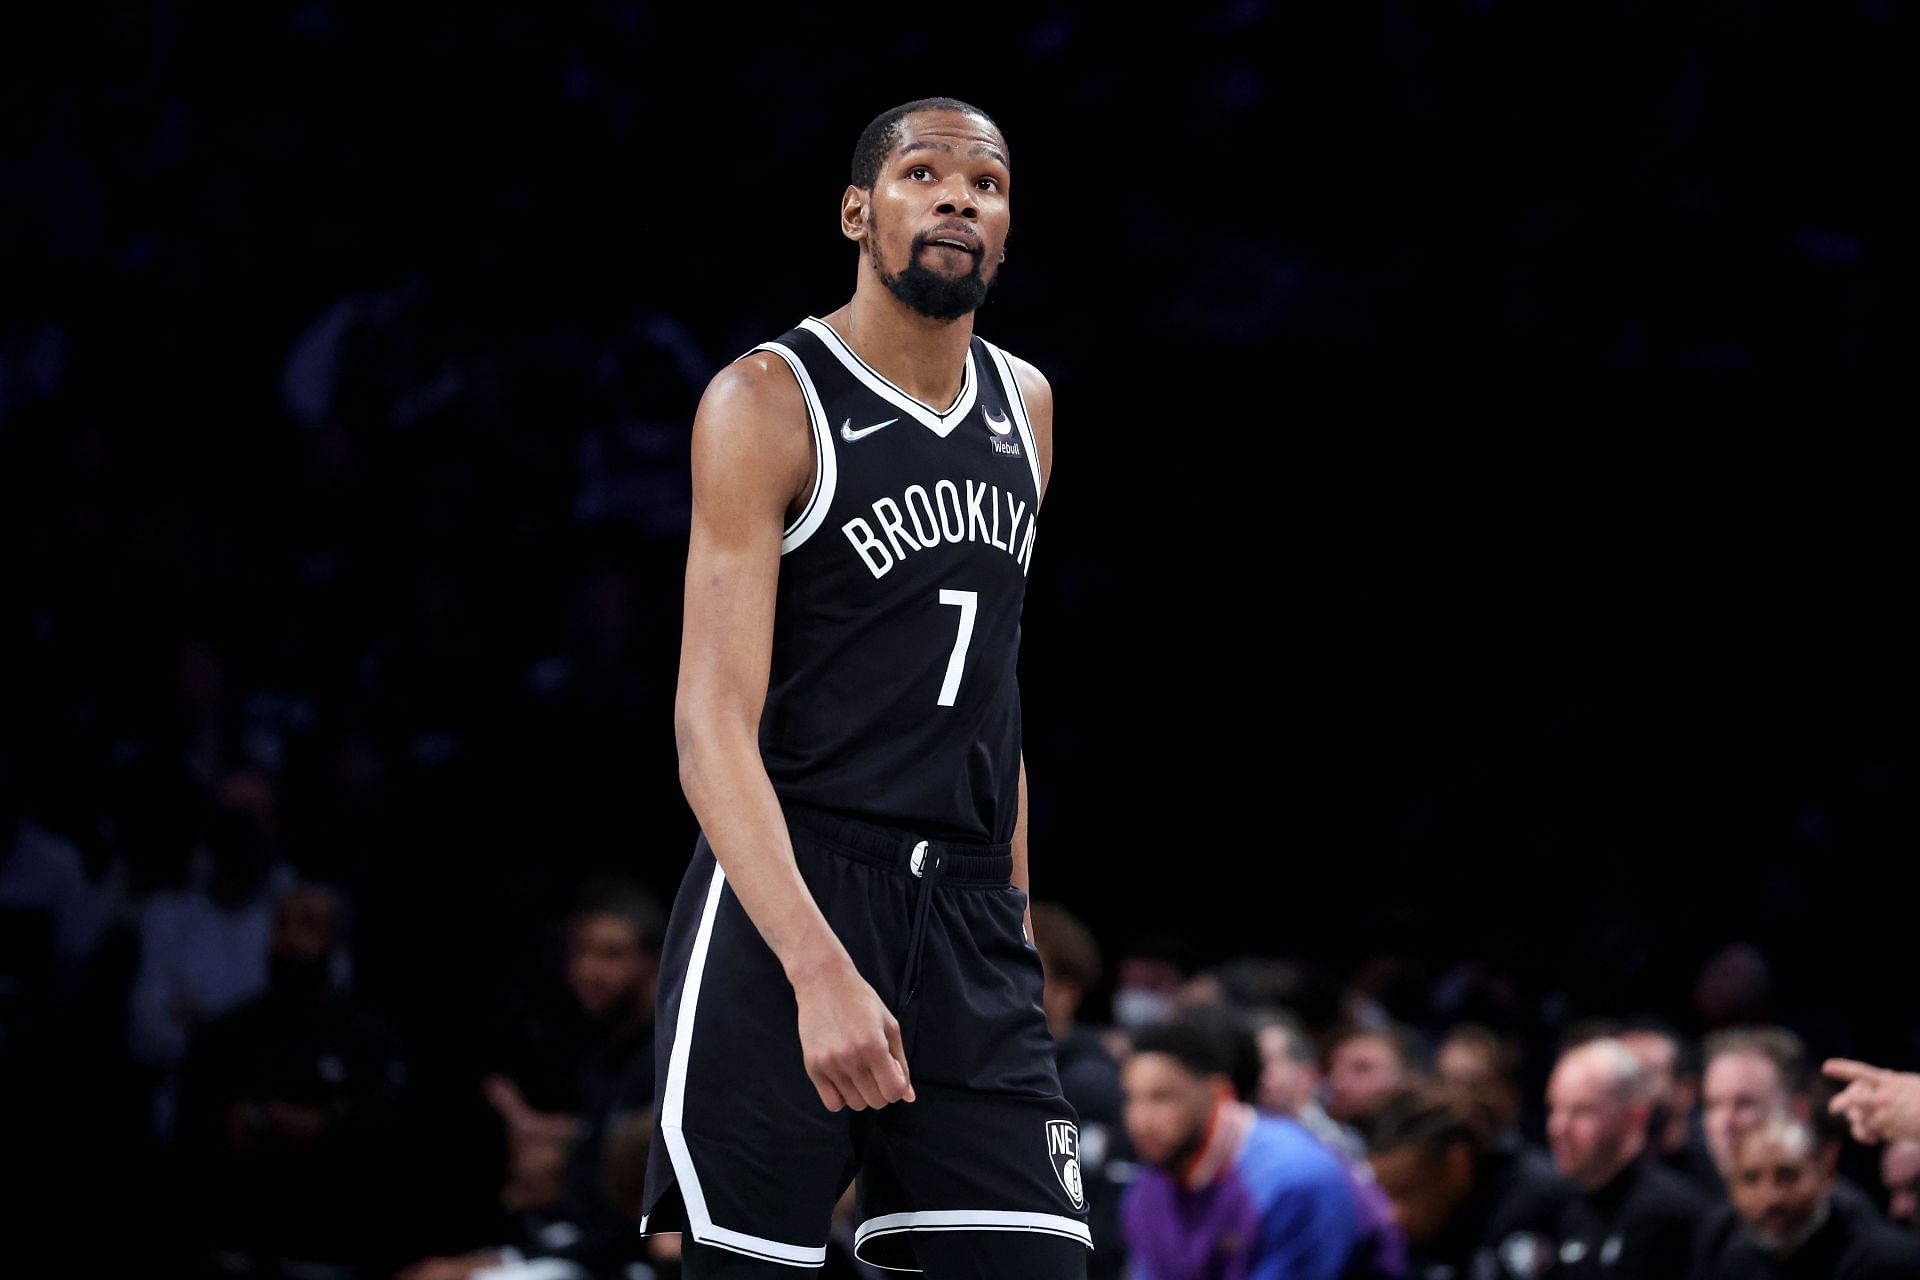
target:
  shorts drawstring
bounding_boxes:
[899,839,947,1011]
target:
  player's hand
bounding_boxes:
[792,962,915,1112]
[1825,1059,1920,1145]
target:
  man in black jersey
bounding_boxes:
[1541,1037,1707,1279]
[640,98,1087,1279]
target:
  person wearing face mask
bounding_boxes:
[1108,938,1194,1039]
[173,882,409,1276]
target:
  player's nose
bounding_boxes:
[933,176,977,218]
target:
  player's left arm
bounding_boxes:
[1006,355,1052,942]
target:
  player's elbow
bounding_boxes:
[672,690,752,808]
[673,702,708,803]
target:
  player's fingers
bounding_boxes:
[808,1066,849,1113]
[838,1055,888,1111]
[860,1058,908,1109]
[1824,1058,1887,1084]
[883,1017,916,1103]
[865,1044,908,1106]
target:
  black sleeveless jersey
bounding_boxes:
[750,316,1043,844]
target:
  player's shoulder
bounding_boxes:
[700,346,806,416]
[978,336,1052,409]
[1243,1114,1349,1189]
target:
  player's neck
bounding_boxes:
[823,290,975,411]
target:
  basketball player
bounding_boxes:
[639,98,1090,1279]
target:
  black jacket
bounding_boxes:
[1691,1186,1920,1280]
[1550,1155,1710,1279]
[1408,1146,1579,1280]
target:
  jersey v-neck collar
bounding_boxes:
[799,316,979,439]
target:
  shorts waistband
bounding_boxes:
[782,803,1014,887]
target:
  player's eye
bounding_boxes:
[908,165,932,180]
[976,176,999,191]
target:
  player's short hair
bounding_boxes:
[1443,1022,1522,1085]
[1192,1002,1264,1103]
[569,872,667,953]
[851,97,1004,189]
[1328,1018,1425,1073]
[1252,1006,1318,1066]
[1129,1007,1251,1088]
[1702,1025,1809,1095]
[1030,900,1102,990]
[1367,1086,1484,1160]
[1559,1037,1654,1104]
[1618,1015,1700,1078]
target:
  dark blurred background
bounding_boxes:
[2,2,1912,1277]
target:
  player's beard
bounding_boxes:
[871,232,995,321]
[1145,1117,1210,1176]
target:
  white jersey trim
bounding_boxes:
[751,342,838,556]
[653,863,829,1268]
[852,1211,1093,1273]
[980,340,1044,504]
[798,316,979,438]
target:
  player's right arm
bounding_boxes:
[673,353,914,1114]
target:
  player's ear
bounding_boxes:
[841,185,868,242]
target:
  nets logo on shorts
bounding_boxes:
[1046,1119,1084,1211]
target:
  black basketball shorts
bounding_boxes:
[640,803,1093,1271]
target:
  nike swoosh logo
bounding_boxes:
[985,409,1013,435]
[840,417,899,442]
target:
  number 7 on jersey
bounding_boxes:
[937,589,978,707]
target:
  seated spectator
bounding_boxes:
[130,764,297,1140]
[1616,1016,1720,1196]
[399,873,664,1280]
[1702,1024,1880,1220]
[1254,1006,1366,1164]
[1327,1020,1425,1140]
[1435,1023,1528,1160]
[1031,898,1130,1280]
[0,751,124,981]
[483,871,664,1151]
[1122,1010,1362,1280]
[1241,1006,1406,1278]
[1365,1088,1574,1279]
[1108,933,1198,1043]
[1542,1037,1708,1278]
[174,882,409,1273]
[1692,1111,1920,1279]
[1703,1026,1814,1183]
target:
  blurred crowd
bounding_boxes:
[3,1,1911,1278]
[11,794,1920,1280]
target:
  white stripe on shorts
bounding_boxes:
[656,861,829,1268]
[853,1209,1093,1273]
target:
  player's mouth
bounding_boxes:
[918,227,982,258]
